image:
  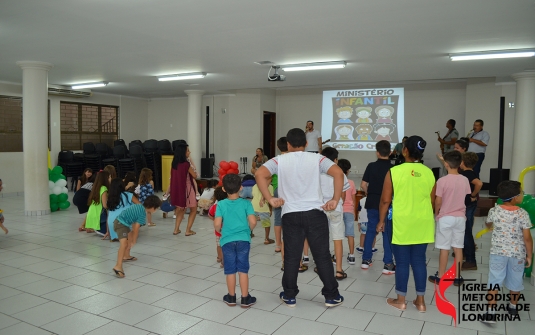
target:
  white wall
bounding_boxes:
[228,90,263,164]
[147,98,188,142]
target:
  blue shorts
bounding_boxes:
[273,188,281,227]
[488,254,525,292]
[240,186,253,199]
[343,212,355,237]
[222,241,251,275]
[359,222,368,234]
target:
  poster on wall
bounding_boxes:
[321,88,404,151]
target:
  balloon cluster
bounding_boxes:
[497,194,535,225]
[217,161,239,185]
[48,166,71,212]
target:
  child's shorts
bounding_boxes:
[273,188,282,227]
[488,254,525,292]
[360,222,368,234]
[222,241,250,275]
[435,216,465,250]
[215,235,220,247]
[343,212,355,237]
[326,210,344,240]
[239,186,253,199]
[198,198,213,210]
[113,220,131,240]
[256,212,271,228]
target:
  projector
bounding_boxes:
[268,66,286,82]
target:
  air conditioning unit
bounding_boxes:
[48,85,92,98]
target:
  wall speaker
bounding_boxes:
[201,158,214,178]
[489,168,509,196]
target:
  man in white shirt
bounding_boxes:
[467,119,490,178]
[305,120,322,153]
[255,128,345,308]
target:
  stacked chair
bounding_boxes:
[57,150,84,191]
[83,142,101,172]
[143,139,162,191]
[157,139,174,155]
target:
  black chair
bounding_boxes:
[114,139,128,154]
[172,139,188,152]
[129,140,143,152]
[118,145,144,178]
[95,143,109,158]
[83,142,96,154]
[58,150,84,191]
[157,139,173,155]
[143,139,158,153]
[113,145,129,178]
[101,143,118,169]
[144,149,162,191]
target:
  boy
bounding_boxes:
[356,196,377,254]
[338,159,356,264]
[251,183,274,245]
[273,137,287,253]
[112,195,161,278]
[481,180,532,323]
[321,147,350,279]
[460,152,483,270]
[214,174,257,307]
[360,140,395,273]
[0,178,7,234]
[256,128,345,308]
[428,151,471,285]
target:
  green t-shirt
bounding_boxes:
[271,174,278,190]
[85,186,107,230]
[390,162,435,245]
[215,198,255,247]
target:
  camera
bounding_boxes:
[268,66,286,81]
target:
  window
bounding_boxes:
[60,102,119,150]
[0,95,50,152]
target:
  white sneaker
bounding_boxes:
[196,194,201,200]
[173,215,176,219]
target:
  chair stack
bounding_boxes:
[143,139,161,191]
[129,145,146,178]
[83,142,101,172]
[157,139,173,155]
[57,151,84,191]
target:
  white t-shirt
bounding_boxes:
[200,187,215,200]
[358,197,368,223]
[306,130,321,152]
[263,152,334,216]
[320,173,350,212]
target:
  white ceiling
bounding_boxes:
[1,0,534,98]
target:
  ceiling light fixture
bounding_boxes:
[281,61,347,71]
[158,72,207,81]
[71,81,108,89]
[449,49,535,61]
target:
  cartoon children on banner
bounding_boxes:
[355,124,373,141]
[355,107,373,123]
[373,123,396,141]
[336,106,353,123]
[334,125,354,140]
[375,106,394,124]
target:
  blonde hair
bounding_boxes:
[138,168,153,185]
[104,165,117,179]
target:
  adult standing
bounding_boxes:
[305,120,322,153]
[170,142,198,236]
[467,119,490,178]
[437,119,459,154]
[377,136,436,312]
[251,148,268,174]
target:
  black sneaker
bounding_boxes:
[507,304,519,315]
[481,312,496,324]
[382,263,396,275]
[428,272,440,284]
[462,262,478,271]
[454,276,464,287]
[241,294,257,308]
[361,259,373,269]
[223,293,237,306]
[347,254,356,265]
[331,254,336,265]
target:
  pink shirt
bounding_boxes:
[343,180,356,213]
[436,174,471,219]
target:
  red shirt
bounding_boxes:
[209,203,221,237]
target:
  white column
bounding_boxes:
[184,90,205,176]
[511,70,535,194]
[17,61,54,216]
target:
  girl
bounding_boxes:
[107,178,140,243]
[123,171,137,192]
[104,165,117,179]
[197,179,217,216]
[170,143,197,236]
[76,168,93,191]
[187,156,201,199]
[74,173,96,231]
[137,168,155,226]
[85,170,111,236]
[208,186,227,267]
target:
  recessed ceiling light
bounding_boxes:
[254,61,275,65]
[158,72,207,81]
[71,81,108,89]
[449,49,535,61]
[281,61,347,71]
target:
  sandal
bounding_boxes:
[335,270,347,280]
[264,239,275,245]
[173,230,181,235]
[185,231,196,236]
[123,257,137,262]
[298,265,308,273]
[275,245,282,253]
[113,268,125,278]
[163,213,167,218]
[147,222,156,227]
[314,267,318,274]
[281,262,284,271]
[78,227,86,232]
[386,298,407,311]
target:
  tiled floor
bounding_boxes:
[0,193,534,335]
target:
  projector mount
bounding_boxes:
[268,66,286,82]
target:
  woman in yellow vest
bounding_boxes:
[377,136,436,312]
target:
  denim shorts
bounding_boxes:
[360,222,368,234]
[222,241,251,275]
[488,254,525,292]
[343,212,355,237]
[273,188,282,227]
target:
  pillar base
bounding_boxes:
[25,209,51,216]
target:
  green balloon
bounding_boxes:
[58,193,68,202]
[50,174,61,182]
[59,174,66,180]
[50,203,59,212]
[50,194,58,203]
[59,201,70,210]
[52,166,63,174]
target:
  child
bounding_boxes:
[214,174,257,307]
[208,186,228,267]
[0,178,7,234]
[355,196,377,254]
[252,183,274,245]
[187,156,201,200]
[460,152,483,271]
[273,137,287,253]
[76,168,93,191]
[256,128,345,308]
[320,147,350,279]
[481,180,532,323]
[137,168,156,226]
[85,170,111,235]
[338,159,356,264]
[198,180,217,215]
[74,173,96,231]
[112,195,162,278]
[123,171,137,193]
[428,151,471,286]
[107,178,140,242]
[360,140,395,274]
[104,165,117,179]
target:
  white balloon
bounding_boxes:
[49,181,55,189]
[62,187,69,194]
[56,179,67,188]
[53,186,62,195]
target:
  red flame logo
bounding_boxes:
[434,263,457,326]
